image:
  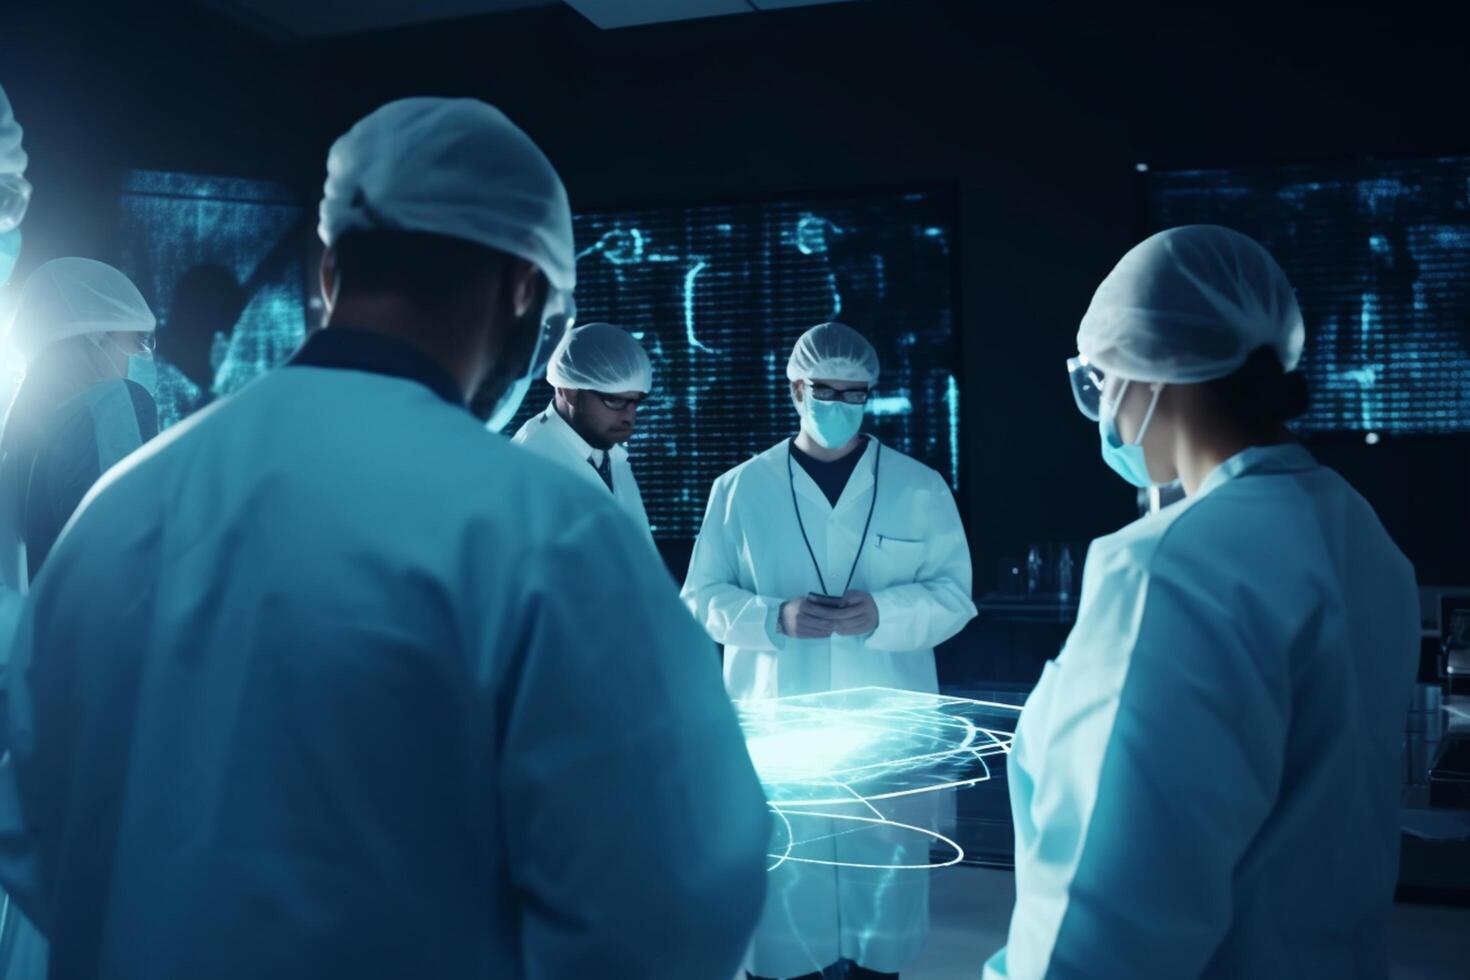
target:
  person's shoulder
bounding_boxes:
[466,434,630,527]
[1087,495,1201,580]
[872,440,947,488]
[710,441,788,494]
[508,403,555,446]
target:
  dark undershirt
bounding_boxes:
[289,327,465,407]
[790,437,865,507]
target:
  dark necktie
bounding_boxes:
[590,451,614,493]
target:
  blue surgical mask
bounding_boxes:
[127,351,158,396]
[800,393,865,449]
[0,226,20,288]
[1098,380,1164,488]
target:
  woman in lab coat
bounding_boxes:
[984,226,1420,979]
[683,322,977,980]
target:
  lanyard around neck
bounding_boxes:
[787,436,881,598]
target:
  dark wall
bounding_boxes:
[0,0,311,284]
[6,0,1468,587]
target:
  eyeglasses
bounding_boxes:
[1066,356,1105,421]
[595,392,648,412]
[138,332,157,354]
[808,382,871,405]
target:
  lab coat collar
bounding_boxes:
[290,327,465,408]
[535,401,629,465]
[783,436,877,512]
[1197,442,1317,497]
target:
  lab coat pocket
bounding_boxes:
[869,534,926,586]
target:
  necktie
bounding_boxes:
[590,451,615,493]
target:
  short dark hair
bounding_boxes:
[1202,345,1311,431]
[330,229,517,309]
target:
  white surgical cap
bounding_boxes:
[318,97,575,294]
[9,258,156,361]
[546,322,653,394]
[786,322,880,384]
[1077,224,1305,385]
[0,83,32,232]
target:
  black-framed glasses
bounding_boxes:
[595,392,648,412]
[809,382,871,405]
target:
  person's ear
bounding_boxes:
[791,379,804,404]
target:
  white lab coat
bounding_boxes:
[511,401,652,540]
[0,363,770,980]
[682,437,976,978]
[984,444,1419,980]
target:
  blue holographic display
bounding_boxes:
[117,170,310,429]
[1146,157,1470,436]
[738,687,1019,870]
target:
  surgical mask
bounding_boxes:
[127,350,157,395]
[799,392,865,449]
[0,226,20,288]
[1098,380,1164,488]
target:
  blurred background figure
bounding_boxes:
[0,257,156,980]
[153,262,247,424]
[0,257,158,584]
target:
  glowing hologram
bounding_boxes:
[682,259,718,353]
[738,687,1020,871]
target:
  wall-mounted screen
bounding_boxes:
[117,169,311,429]
[1146,156,1470,437]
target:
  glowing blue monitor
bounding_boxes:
[1146,157,1470,436]
[117,170,310,429]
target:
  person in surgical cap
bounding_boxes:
[0,258,158,583]
[0,269,150,980]
[984,225,1418,979]
[0,83,33,286]
[683,321,977,980]
[511,320,655,540]
[3,98,769,980]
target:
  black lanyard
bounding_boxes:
[787,436,881,598]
